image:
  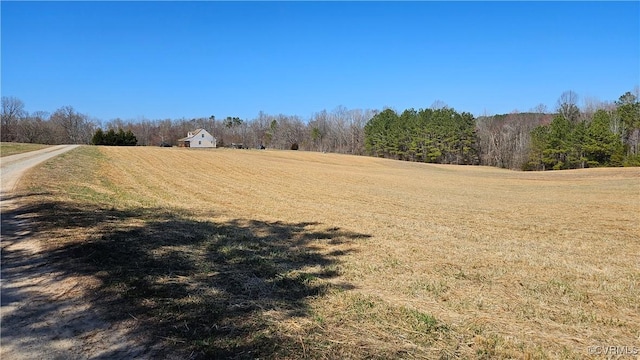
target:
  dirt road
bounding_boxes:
[1,145,80,195]
[0,145,166,359]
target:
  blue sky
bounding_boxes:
[2,1,639,122]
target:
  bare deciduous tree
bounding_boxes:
[430,100,448,110]
[50,106,94,144]
[16,111,52,144]
[1,96,26,142]
[476,111,549,169]
[557,90,580,123]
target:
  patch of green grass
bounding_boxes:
[407,278,451,299]
[307,292,459,358]
[403,308,440,333]
[349,294,377,317]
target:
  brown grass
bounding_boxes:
[13,146,640,358]
[0,142,51,157]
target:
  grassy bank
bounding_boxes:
[0,142,51,157]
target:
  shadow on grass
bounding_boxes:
[1,197,370,359]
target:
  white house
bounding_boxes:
[178,129,216,148]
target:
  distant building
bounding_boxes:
[177,129,216,148]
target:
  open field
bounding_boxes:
[6,146,640,358]
[0,142,52,157]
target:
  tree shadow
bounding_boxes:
[1,198,370,359]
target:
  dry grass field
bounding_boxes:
[0,142,51,157]
[10,145,640,358]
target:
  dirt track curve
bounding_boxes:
[0,145,171,359]
[1,145,80,195]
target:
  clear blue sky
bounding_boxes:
[2,1,639,122]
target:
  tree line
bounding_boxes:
[362,90,638,169]
[1,97,373,153]
[2,89,638,170]
[1,102,95,145]
[527,91,640,169]
[364,107,479,164]
[91,128,138,146]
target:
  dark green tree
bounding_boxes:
[364,107,478,165]
[364,108,399,158]
[584,110,624,166]
[527,125,551,170]
[92,128,137,146]
[104,129,117,145]
[546,115,573,170]
[91,128,105,145]
[568,121,588,168]
[124,129,138,146]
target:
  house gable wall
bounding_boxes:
[187,129,217,148]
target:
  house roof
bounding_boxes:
[178,129,213,142]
